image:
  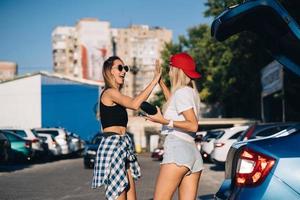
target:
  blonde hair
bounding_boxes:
[163,67,199,113]
[170,67,194,92]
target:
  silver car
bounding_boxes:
[33,128,70,155]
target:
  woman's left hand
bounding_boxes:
[144,106,168,125]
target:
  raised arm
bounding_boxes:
[159,79,171,101]
[107,60,162,110]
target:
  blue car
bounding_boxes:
[215,125,300,199]
[211,0,300,199]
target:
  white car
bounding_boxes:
[33,128,70,155]
[200,129,225,160]
[37,133,62,157]
[210,125,249,164]
[1,128,45,158]
[67,132,84,154]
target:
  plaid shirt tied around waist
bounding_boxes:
[92,133,141,200]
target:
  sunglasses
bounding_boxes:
[114,65,129,72]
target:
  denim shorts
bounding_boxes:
[161,134,204,174]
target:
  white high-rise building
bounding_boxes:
[52,27,77,76]
[75,18,112,81]
[113,25,172,99]
[51,20,172,92]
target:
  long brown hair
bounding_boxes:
[102,56,124,90]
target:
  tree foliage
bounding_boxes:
[153,0,300,119]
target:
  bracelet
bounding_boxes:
[167,120,174,128]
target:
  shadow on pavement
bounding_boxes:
[0,155,83,173]
[198,194,215,200]
[0,163,32,172]
[209,164,225,171]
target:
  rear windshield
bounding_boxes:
[5,130,27,138]
[35,130,59,137]
[0,132,7,140]
[38,136,48,142]
[203,130,225,141]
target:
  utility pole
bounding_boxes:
[131,57,139,97]
[131,57,139,116]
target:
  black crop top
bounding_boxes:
[99,92,128,129]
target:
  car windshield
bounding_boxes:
[203,130,224,141]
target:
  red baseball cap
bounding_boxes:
[169,52,201,79]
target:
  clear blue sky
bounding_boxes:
[0,0,212,74]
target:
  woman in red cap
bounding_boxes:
[145,52,203,200]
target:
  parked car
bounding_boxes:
[237,122,300,142]
[195,133,204,151]
[1,130,33,161]
[215,124,300,199]
[83,132,103,169]
[151,147,164,161]
[0,132,11,163]
[211,0,300,199]
[0,128,45,159]
[200,129,225,161]
[33,128,70,155]
[67,132,84,155]
[211,126,249,164]
[36,133,62,158]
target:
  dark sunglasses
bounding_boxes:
[115,65,129,72]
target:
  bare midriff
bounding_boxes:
[103,126,126,135]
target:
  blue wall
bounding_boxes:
[41,76,100,140]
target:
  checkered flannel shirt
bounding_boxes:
[92,133,141,200]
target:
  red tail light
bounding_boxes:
[52,141,57,147]
[214,142,225,147]
[235,148,275,187]
[32,139,39,143]
[25,141,32,148]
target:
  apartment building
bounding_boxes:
[52,27,77,76]
[113,25,172,98]
[51,20,172,97]
[52,19,112,82]
[0,61,18,81]
[75,18,112,81]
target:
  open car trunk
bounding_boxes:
[211,0,300,76]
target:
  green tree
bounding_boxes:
[153,0,300,119]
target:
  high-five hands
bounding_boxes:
[153,59,162,83]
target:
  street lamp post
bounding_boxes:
[131,57,139,98]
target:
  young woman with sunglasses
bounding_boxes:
[92,56,161,200]
[144,52,203,200]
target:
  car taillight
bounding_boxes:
[32,139,39,143]
[214,142,225,147]
[235,148,275,187]
[52,141,57,147]
[25,141,32,148]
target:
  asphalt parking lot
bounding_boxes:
[0,153,224,200]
